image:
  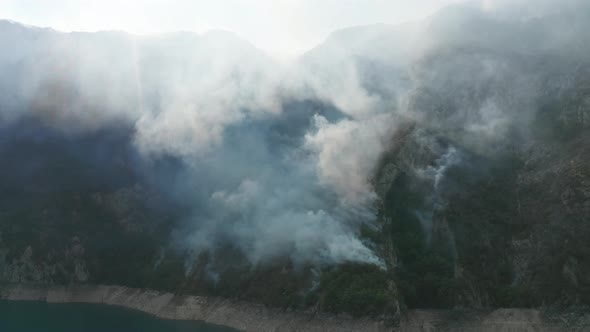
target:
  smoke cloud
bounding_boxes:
[0,0,588,267]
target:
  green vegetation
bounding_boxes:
[381,172,456,308]
[1,70,589,317]
[314,264,395,317]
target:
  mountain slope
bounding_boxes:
[0,1,590,324]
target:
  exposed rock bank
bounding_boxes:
[0,284,388,331]
[1,284,586,331]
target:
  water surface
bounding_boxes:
[0,300,237,332]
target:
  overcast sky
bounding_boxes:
[0,0,464,58]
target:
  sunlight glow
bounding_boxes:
[0,0,463,58]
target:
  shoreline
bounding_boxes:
[0,284,573,331]
[0,284,389,332]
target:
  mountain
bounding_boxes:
[302,1,590,311]
[0,0,590,327]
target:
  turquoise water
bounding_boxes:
[0,300,238,332]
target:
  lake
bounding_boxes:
[0,300,238,332]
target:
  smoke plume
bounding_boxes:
[0,0,588,267]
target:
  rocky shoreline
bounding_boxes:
[0,284,583,331]
[0,284,389,331]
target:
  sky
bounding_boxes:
[0,0,464,58]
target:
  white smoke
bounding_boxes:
[305,113,394,206]
[0,0,588,268]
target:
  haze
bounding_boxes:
[0,0,463,58]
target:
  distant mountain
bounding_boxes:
[0,19,276,132]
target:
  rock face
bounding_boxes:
[1,284,586,332]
